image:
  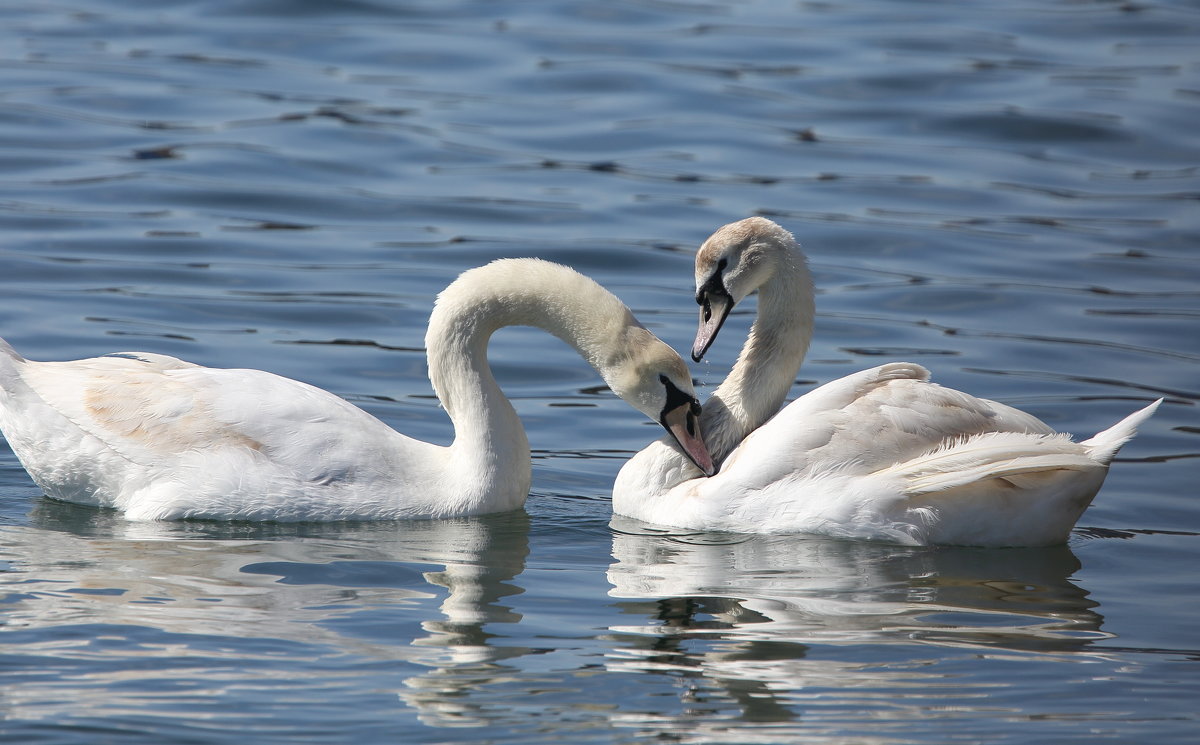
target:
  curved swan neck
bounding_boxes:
[427,259,643,406]
[424,259,646,502]
[703,247,814,463]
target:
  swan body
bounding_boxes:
[0,259,711,521]
[614,218,1160,547]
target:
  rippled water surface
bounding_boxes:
[1,0,1198,742]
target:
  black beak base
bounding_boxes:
[658,375,715,476]
[692,288,733,363]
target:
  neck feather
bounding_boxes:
[702,255,814,464]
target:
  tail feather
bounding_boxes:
[879,432,1093,496]
[0,337,23,362]
[0,337,26,389]
[1081,399,1162,465]
[904,452,1098,495]
[888,399,1162,496]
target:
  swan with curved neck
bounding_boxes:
[614,218,1159,547]
[0,258,712,521]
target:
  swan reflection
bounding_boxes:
[605,518,1110,735]
[608,517,1105,650]
[0,501,531,726]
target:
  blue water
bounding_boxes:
[1,0,1198,742]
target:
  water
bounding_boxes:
[1,0,1198,742]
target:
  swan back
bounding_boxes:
[2,353,428,519]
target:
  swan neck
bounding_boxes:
[704,255,814,463]
[425,262,641,507]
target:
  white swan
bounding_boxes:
[0,258,713,521]
[614,217,1160,547]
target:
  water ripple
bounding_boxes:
[1,0,1198,742]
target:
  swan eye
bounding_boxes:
[658,374,694,413]
[687,401,701,436]
[696,258,730,311]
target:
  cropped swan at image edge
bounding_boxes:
[0,258,713,521]
[614,217,1160,547]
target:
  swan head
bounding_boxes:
[691,217,798,362]
[607,327,714,477]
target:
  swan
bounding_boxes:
[614,217,1160,547]
[0,258,713,521]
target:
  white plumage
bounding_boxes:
[0,258,710,521]
[614,218,1160,546]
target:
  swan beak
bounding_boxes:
[662,401,716,476]
[692,290,733,362]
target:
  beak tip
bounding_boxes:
[685,442,715,478]
[688,442,716,477]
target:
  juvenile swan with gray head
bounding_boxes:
[614,218,1159,547]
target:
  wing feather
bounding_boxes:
[19,355,408,479]
[721,363,1058,479]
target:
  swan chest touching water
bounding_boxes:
[614,218,1160,547]
[0,259,712,522]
